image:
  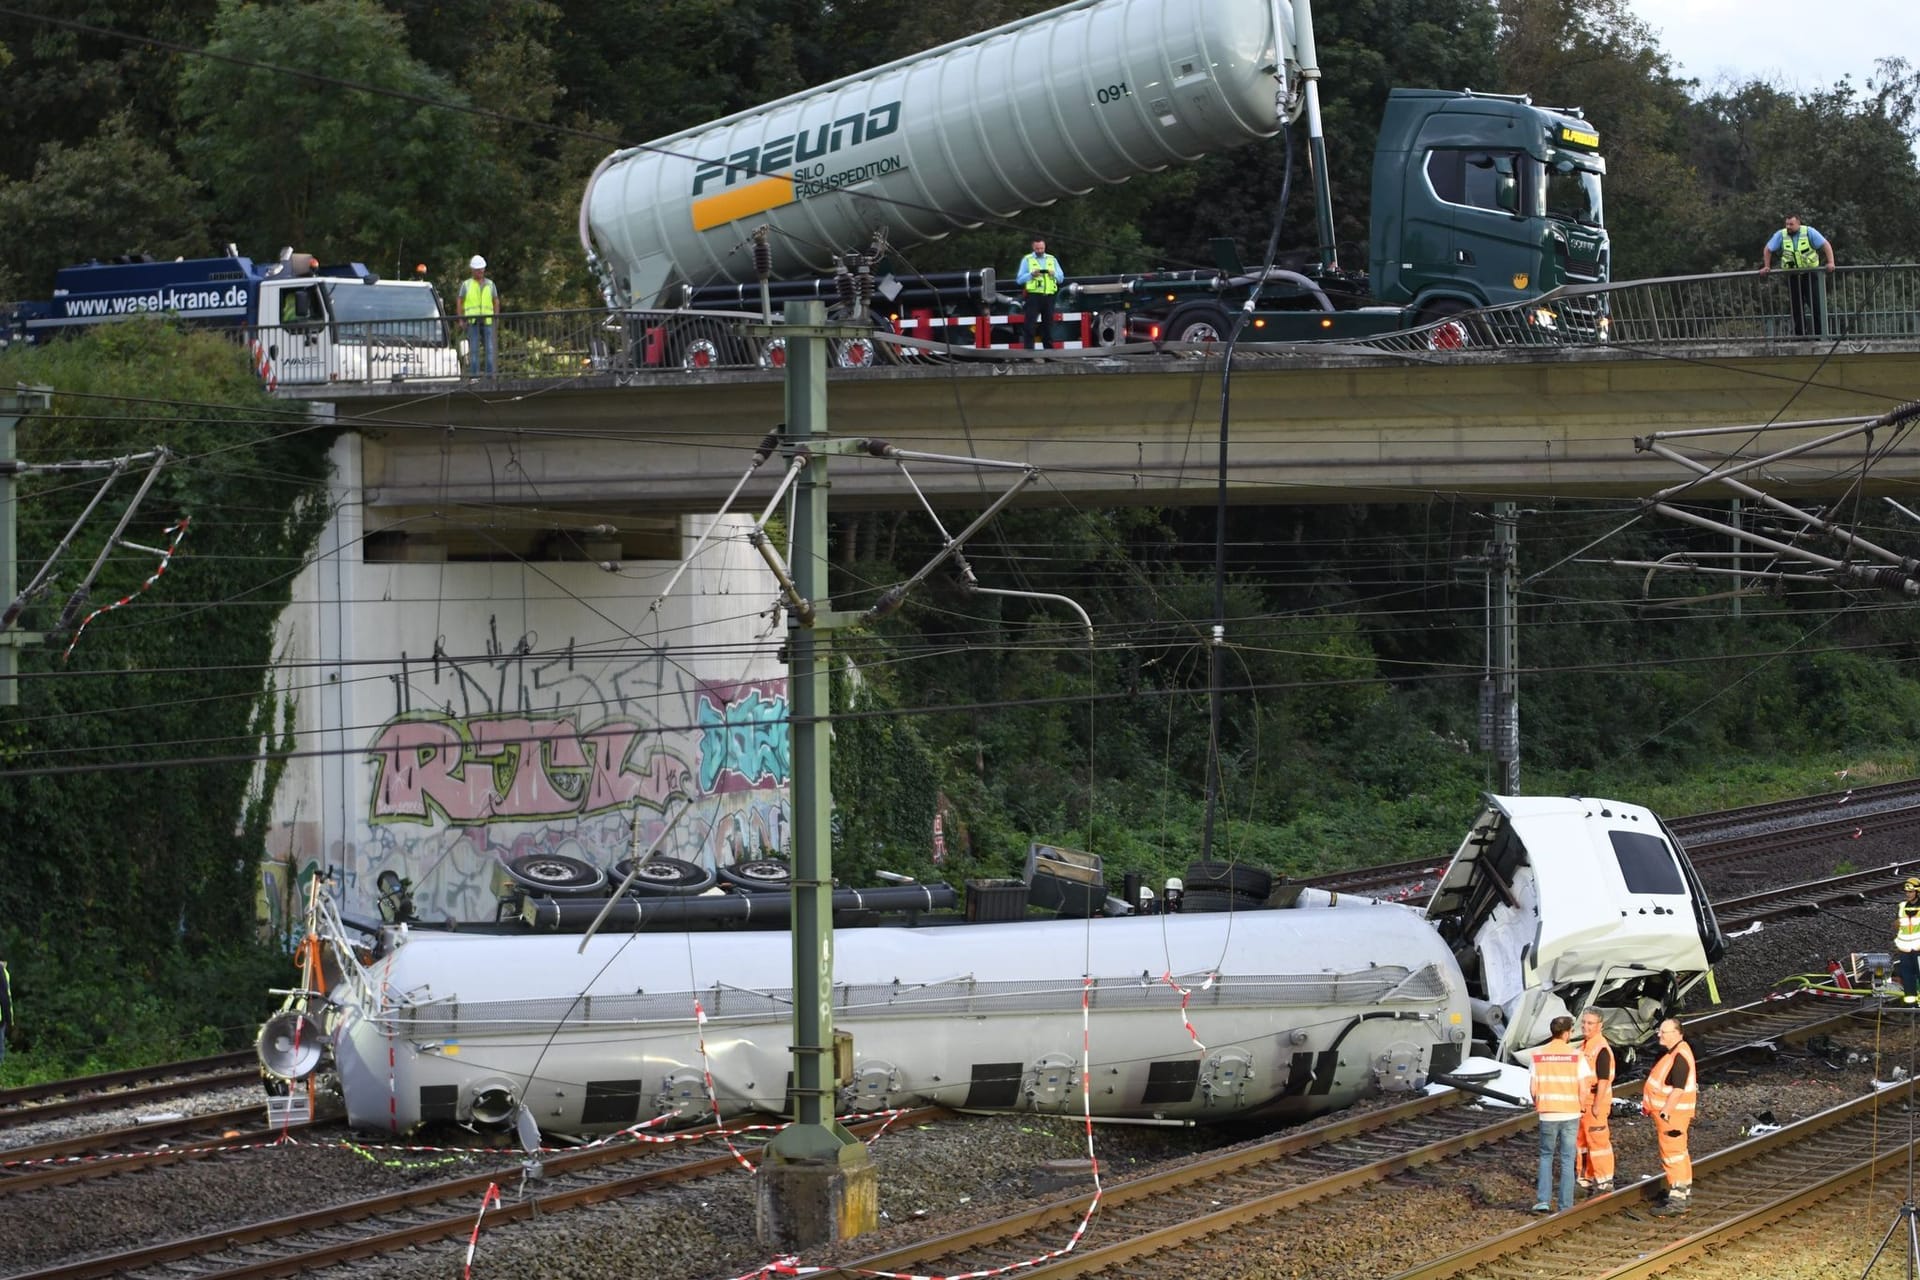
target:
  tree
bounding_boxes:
[176,0,494,279]
[0,112,206,298]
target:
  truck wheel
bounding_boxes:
[1416,301,1483,350]
[1185,859,1274,900]
[1162,302,1236,348]
[501,853,607,896]
[718,858,792,892]
[614,855,718,896]
[670,317,748,370]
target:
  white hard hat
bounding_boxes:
[469,255,487,269]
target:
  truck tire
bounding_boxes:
[614,855,719,896]
[1415,300,1485,350]
[1162,302,1235,347]
[718,858,792,892]
[669,316,750,370]
[500,853,607,896]
[1185,859,1274,900]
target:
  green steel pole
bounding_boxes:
[766,301,863,1164]
[0,389,50,707]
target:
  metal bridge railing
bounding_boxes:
[1334,265,1920,357]
[254,266,1920,389]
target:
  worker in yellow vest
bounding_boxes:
[1529,1014,1593,1213]
[459,254,501,377]
[1644,1017,1698,1215]
[1015,235,1063,351]
[1895,876,1920,1003]
[1759,214,1835,337]
[1575,1008,1616,1194]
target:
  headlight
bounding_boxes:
[1531,307,1558,330]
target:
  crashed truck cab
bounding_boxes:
[1425,794,1725,1063]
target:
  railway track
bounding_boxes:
[823,995,1864,1280]
[0,1104,317,1196]
[1714,861,1910,932]
[1395,1075,1920,1279]
[0,1051,260,1131]
[1306,795,1920,905]
[15,1106,948,1280]
[1664,776,1920,840]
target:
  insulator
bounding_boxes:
[835,258,857,312]
[752,227,773,281]
[855,254,875,315]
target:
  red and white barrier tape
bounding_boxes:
[463,1182,502,1279]
[62,517,189,662]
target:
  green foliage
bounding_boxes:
[0,927,289,1082]
[0,321,335,962]
[177,0,493,280]
[0,112,206,297]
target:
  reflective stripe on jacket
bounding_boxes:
[1022,253,1061,295]
[1531,1046,1591,1114]
[1645,1041,1698,1122]
[1897,901,1920,952]
[460,277,498,321]
[1580,1033,1614,1113]
[1779,228,1820,269]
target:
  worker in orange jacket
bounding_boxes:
[1643,1017,1698,1215]
[1529,1014,1593,1213]
[1576,1008,1615,1194]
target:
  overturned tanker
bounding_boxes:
[262,794,1721,1138]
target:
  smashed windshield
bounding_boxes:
[1544,164,1604,228]
[324,284,445,343]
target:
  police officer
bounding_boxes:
[459,254,501,376]
[1575,1008,1616,1195]
[1759,214,1836,337]
[1644,1017,1697,1215]
[1896,876,1920,1004]
[1016,236,1063,351]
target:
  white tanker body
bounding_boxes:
[315,897,1464,1135]
[263,795,1720,1139]
[581,0,1296,308]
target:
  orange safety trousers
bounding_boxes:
[1656,1119,1692,1188]
[1578,1111,1614,1181]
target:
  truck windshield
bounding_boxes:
[1544,163,1603,228]
[324,284,445,344]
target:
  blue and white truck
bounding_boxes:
[3,247,460,385]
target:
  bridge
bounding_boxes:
[283,268,1920,515]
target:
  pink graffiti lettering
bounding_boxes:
[368,716,695,825]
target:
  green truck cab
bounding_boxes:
[1143,88,1610,346]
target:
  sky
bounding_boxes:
[1621,0,1920,96]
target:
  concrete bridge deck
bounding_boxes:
[295,339,1920,514]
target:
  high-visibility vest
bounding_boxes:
[1645,1041,1698,1123]
[460,277,498,322]
[1580,1033,1614,1112]
[1023,253,1060,295]
[1531,1044,1591,1114]
[1779,228,1820,270]
[1896,901,1920,952]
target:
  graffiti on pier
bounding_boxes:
[698,681,790,792]
[368,714,697,824]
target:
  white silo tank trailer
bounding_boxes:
[580,0,1326,309]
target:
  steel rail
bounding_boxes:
[828,998,1858,1280]
[1391,1076,1920,1279]
[0,1106,313,1196]
[16,1106,949,1280]
[0,1066,262,1129]
[0,1050,255,1112]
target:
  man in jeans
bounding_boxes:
[1530,1014,1593,1213]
